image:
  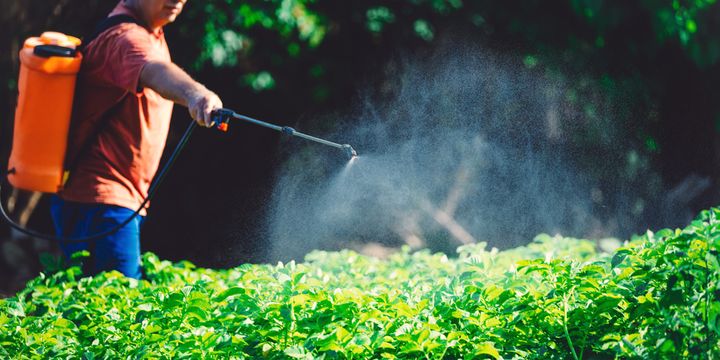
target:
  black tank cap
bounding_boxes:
[33,44,77,58]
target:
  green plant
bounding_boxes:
[1,209,719,358]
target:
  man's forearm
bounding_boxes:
[139,61,207,106]
[138,60,223,127]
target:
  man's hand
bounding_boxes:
[187,89,223,128]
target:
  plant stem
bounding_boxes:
[563,295,580,360]
[705,211,714,359]
[578,331,587,360]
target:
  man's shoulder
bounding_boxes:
[96,22,152,45]
[85,21,162,57]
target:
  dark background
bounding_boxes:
[1,0,719,295]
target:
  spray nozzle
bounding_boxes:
[342,144,358,159]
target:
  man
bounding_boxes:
[50,0,222,278]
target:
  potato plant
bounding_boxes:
[1,209,719,359]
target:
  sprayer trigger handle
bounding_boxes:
[211,108,233,132]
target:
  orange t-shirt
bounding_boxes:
[60,3,173,215]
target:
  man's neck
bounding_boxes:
[122,0,161,32]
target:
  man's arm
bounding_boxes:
[139,60,223,127]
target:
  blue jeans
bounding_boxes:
[49,196,144,279]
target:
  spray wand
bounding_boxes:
[211,108,358,159]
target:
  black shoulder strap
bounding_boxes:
[80,14,144,51]
[63,15,145,184]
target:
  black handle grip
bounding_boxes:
[33,44,77,58]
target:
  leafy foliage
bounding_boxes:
[2,209,719,358]
[171,0,719,84]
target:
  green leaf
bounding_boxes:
[144,323,163,334]
[39,252,65,273]
[71,250,91,261]
[163,293,185,310]
[53,317,76,329]
[214,287,246,302]
[185,306,208,321]
[413,19,434,41]
[284,345,309,359]
[6,300,25,317]
[475,342,501,359]
[657,338,676,353]
[660,289,684,307]
[611,252,627,268]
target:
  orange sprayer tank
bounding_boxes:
[8,32,82,193]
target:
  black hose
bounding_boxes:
[0,120,198,243]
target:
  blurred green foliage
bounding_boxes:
[186,0,326,70]
[4,1,717,105]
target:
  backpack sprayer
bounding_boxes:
[1,30,357,243]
